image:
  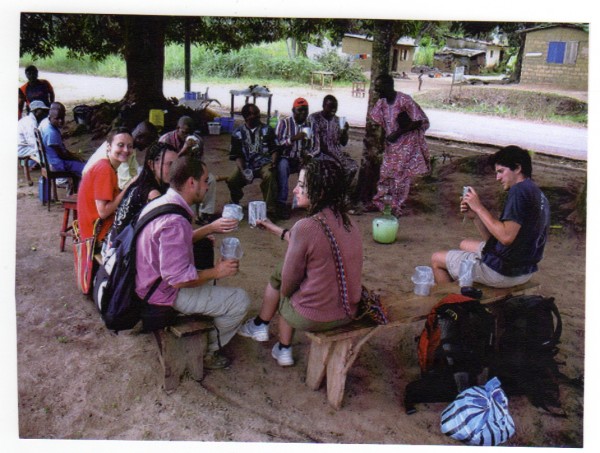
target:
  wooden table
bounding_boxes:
[304,280,542,409]
[311,71,335,90]
[229,88,273,123]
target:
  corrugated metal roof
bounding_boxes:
[518,23,588,34]
[436,47,486,57]
[343,33,416,46]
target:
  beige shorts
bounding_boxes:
[446,242,533,289]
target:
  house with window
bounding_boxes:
[341,34,416,73]
[433,36,508,75]
[518,24,588,90]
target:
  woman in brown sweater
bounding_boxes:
[238,159,363,366]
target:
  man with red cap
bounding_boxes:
[273,97,312,219]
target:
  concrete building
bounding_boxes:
[518,24,588,90]
[341,34,416,74]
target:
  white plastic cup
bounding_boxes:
[222,204,244,221]
[248,201,267,227]
[338,116,347,129]
[413,283,432,296]
[220,237,243,260]
[458,259,475,287]
[411,266,435,296]
[302,126,312,140]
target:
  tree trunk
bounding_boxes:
[122,15,168,108]
[510,32,525,84]
[353,20,396,205]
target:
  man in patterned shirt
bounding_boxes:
[226,103,279,217]
[273,97,311,219]
[307,95,358,186]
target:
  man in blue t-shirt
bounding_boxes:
[431,145,550,288]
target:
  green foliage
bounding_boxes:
[314,50,366,82]
[415,86,588,126]
[22,41,369,85]
[413,45,436,66]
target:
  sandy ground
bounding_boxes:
[11,117,586,450]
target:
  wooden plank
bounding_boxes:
[307,280,541,343]
[169,319,213,338]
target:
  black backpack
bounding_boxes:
[491,295,563,412]
[404,294,496,414]
[93,203,192,333]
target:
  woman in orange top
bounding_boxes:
[77,127,135,246]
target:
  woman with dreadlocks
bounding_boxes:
[238,159,363,366]
[103,141,178,256]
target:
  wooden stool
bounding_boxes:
[59,194,78,252]
[153,316,214,393]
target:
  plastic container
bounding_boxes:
[149,109,164,129]
[458,258,475,287]
[222,204,244,221]
[38,178,48,203]
[411,266,435,296]
[220,237,243,260]
[372,217,398,244]
[248,201,267,227]
[184,91,197,100]
[73,105,92,126]
[208,122,221,135]
[218,117,235,134]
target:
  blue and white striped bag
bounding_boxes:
[440,377,516,446]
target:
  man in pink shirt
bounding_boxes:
[135,153,250,369]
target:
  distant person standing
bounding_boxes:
[19,65,55,119]
[368,73,430,217]
[418,70,424,91]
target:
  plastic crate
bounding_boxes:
[207,122,221,135]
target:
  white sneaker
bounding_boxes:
[271,343,294,367]
[237,318,269,342]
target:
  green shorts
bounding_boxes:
[270,262,351,332]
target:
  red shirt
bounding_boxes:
[77,159,119,241]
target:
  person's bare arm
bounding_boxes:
[172,259,239,288]
[463,188,521,245]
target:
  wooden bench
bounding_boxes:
[152,316,215,393]
[304,280,542,409]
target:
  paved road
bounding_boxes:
[40,70,588,161]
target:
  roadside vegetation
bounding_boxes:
[415,86,588,126]
[20,41,587,126]
[20,41,366,87]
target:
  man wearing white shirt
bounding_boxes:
[17,100,49,164]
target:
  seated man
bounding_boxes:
[83,121,158,189]
[40,103,86,185]
[17,100,49,168]
[160,115,217,223]
[307,95,358,186]
[135,153,250,369]
[226,103,279,218]
[273,97,311,219]
[431,145,550,288]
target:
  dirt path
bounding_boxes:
[11,122,586,449]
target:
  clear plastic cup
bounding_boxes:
[220,237,243,260]
[248,201,267,227]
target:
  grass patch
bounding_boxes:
[415,86,587,126]
[21,41,365,86]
